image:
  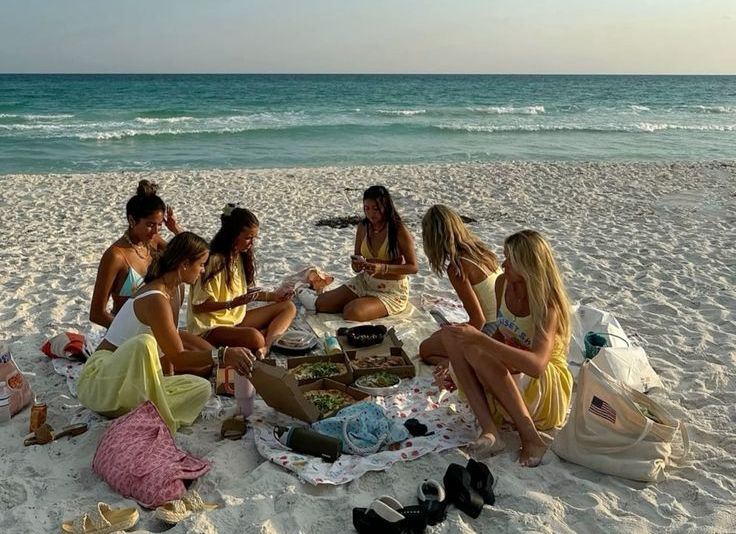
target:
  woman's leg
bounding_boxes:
[241,300,297,350]
[419,329,450,367]
[315,285,359,313]
[462,348,548,466]
[343,297,388,322]
[205,326,266,352]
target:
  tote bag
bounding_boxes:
[0,346,33,416]
[93,401,210,508]
[552,360,689,482]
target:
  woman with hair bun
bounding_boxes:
[89,180,183,329]
[187,205,297,356]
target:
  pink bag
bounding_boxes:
[92,401,210,508]
[0,346,33,416]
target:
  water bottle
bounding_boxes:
[0,381,11,424]
[223,368,256,417]
[323,333,342,355]
[274,425,342,462]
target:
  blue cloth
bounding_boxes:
[311,401,409,455]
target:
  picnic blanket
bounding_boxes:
[251,376,478,485]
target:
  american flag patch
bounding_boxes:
[589,395,617,424]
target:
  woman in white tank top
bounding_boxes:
[419,205,502,367]
[78,232,256,433]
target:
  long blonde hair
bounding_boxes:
[504,230,571,345]
[422,204,498,278]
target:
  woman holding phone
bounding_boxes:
[187,205,296,356]
[315,185,418,321]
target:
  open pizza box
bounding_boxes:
[260,352,352,386]
[249,362,368,423]
[338,328,416,380]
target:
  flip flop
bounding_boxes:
[466,458,496,506]
[442,463,484,519]
[220,415,247,441]
[417,478,448,526]
[353,495,427,534]
[61,502,139,534]
[24,423,88,446]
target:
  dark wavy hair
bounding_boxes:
[202,207,259,289]
[362,185,402,260]
[126,180,166,222]
[144,231,209,283]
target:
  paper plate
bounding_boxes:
[354,372,402,396]
[271,331,319,355]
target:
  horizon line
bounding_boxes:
[1,72,736,76]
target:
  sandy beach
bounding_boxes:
[0,160,735,533]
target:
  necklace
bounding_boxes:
[371,223,386,234]
[123,231,151,260]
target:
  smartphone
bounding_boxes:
[246,286,263,294]
[430,309,450,326]
[350,254,365,262]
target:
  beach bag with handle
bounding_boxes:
[552,360,689,482]
[0,345,33,416]
[93,401,210,508]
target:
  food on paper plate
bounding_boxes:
[288,361,347,381]
[304,389,356,415]
[355,372,401,389]
[351,354,407,369]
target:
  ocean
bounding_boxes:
[1,74,735,174]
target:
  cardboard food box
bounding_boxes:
[249,362,368,423]
[346,346,416,380]
[282,353,352,385]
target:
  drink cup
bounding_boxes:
[223,367,256,417]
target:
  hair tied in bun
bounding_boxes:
[136,179,159,197]
[222,203,239,217]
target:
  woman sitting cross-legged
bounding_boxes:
[419,204,502,367]
[77,232,256,433]
[315,185,418,321]
[441,230,573,467]
[187,206,297,357]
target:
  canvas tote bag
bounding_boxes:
[552,360,689,482]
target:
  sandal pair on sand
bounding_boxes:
[220,415,247,440]
[24,422,88,446]
[353,459,496,533]
[61,502,139,534]
[154,489,219,524]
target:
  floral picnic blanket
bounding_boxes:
[251,377,478,485]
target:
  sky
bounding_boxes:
[1,0,735,74]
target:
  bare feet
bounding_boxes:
[432,365,456,391]
[468,432,506,460]
[518,432,550,467]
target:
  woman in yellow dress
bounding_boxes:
[315,185,418,321]
[442,230,573,467]
[187,206,296,356]
[78,232,256,433]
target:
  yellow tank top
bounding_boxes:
[460,257,502,322]
[360,233,391,261]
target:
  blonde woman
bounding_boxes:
[442,230,572,467]
[419,204,502,366]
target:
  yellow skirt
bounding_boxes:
[345,273,409,316]
[77,334,212,433]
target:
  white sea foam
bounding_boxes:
[629,105,651,112]
[375,109,426,116]
[434,122,736,133]
[467,105,545,115]
[134,116,195,124]
[692,105,736,114]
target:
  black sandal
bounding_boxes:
[417,479,447,526]
[442,463,484,519]
[353,496,427,534]
[466,458,496,506]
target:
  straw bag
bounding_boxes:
[93,401,210,508]
[552,360,689,482]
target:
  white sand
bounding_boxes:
[0,161,735,533]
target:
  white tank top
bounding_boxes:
[103,290,166,347]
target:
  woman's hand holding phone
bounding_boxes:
[350,254,366,273]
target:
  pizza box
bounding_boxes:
[336,326,404,356]
[249,362,367,423]
[285,353,352,386]
[345,345,416,380]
